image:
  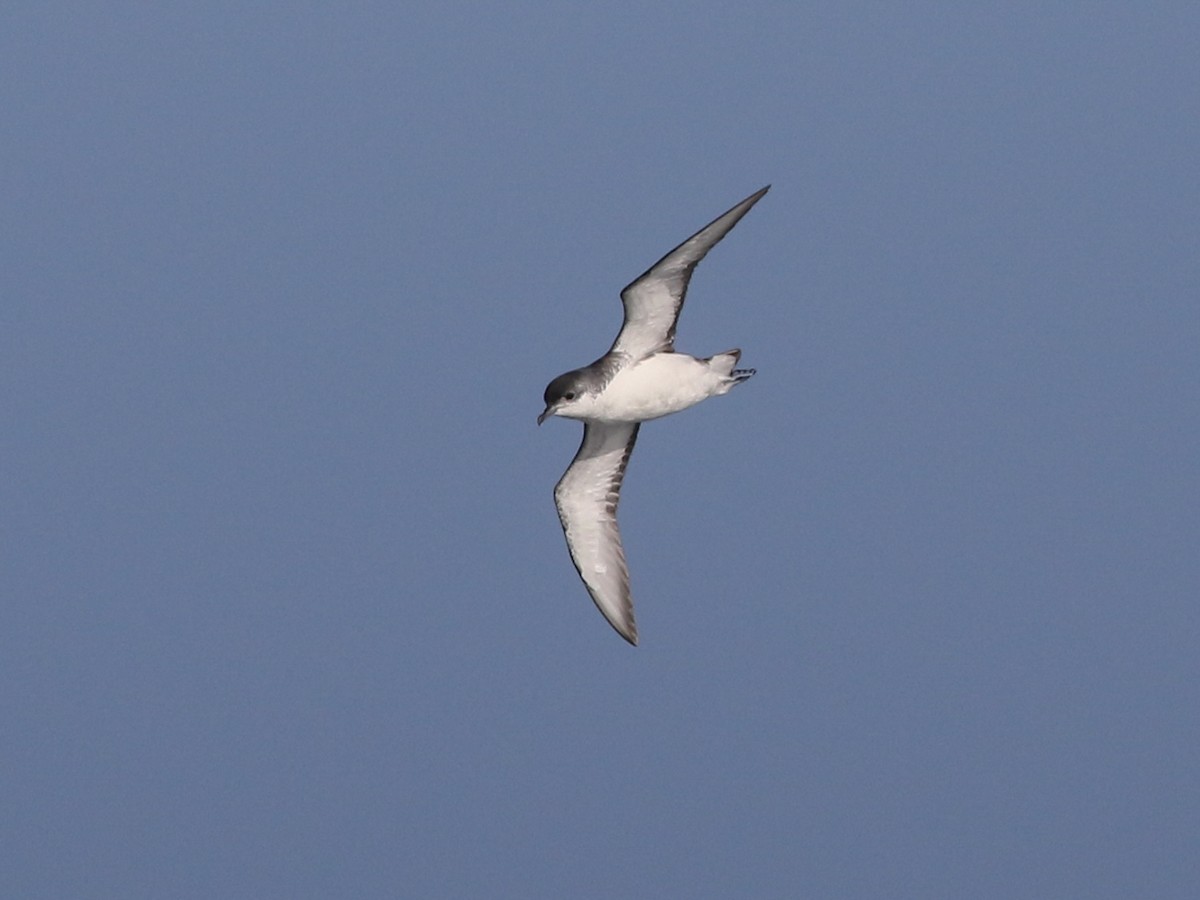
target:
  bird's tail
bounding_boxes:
[706,349,756,388]
[707,348,742,375]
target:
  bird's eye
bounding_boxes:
[564,391,576,401]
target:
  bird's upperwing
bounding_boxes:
[609,185,770,362]
[553,422,641,645]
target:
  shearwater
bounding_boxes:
[538,186,769,645]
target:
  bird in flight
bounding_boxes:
[538,186,769,644]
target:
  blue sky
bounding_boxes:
[4,3,1198,897]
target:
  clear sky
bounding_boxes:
[4,3,1198,898]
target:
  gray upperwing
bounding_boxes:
[553,422,641,645]
[609,185,770,363]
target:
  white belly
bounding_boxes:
[591,354,729,423]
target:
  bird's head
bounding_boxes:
[538,370,590,425]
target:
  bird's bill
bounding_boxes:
[537,407,552,426]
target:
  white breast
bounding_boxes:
[593,354,726,423]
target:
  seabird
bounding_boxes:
[538,186,769,644]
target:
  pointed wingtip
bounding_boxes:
[606,612,638,646]
[727,184,770,218]
[609,613,639,646]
